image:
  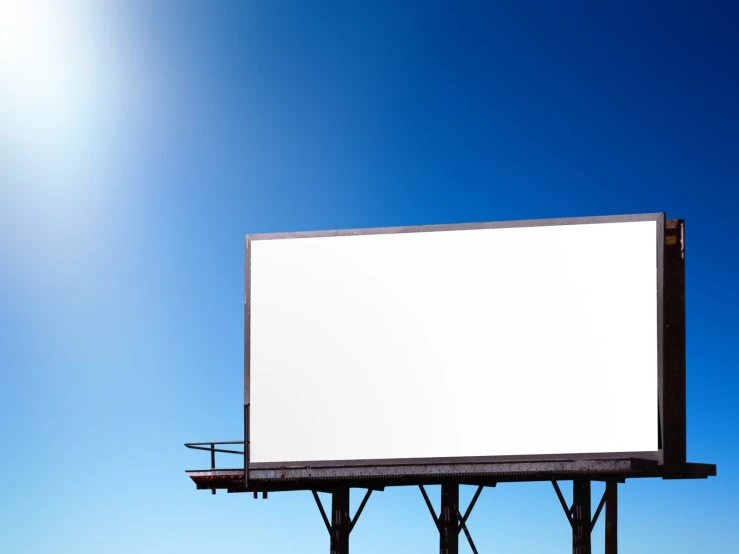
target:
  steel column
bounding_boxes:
[331,488,350,554]
[440,484,459,554]
[210,443,216,495]
[605,482,618,554]
[572,480,592,554]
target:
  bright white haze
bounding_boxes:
[249,220,659,463]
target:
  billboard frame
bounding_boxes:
[244,213,685,485]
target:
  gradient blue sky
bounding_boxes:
[1,1,737,553]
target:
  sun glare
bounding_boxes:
[0,1,93,162]
[0,1,134,275]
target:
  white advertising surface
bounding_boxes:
[248,220,659,464]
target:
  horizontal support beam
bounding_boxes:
[187,460,715,494]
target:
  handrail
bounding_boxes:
[185,440,245,494]
[185,441,245,456]
[185,441,245,445]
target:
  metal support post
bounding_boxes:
[210,443,216,495]
[605,482,617,554]
[572,480,592,554]
[331,488,350,554]
[553,479,614,554]
[440,484,459,554]
[313,488,374,554]
[420,484,484,554]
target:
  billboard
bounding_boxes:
[245,214,682,475]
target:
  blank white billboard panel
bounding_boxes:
[248,220,659,464]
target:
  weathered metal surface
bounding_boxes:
[437,484,459,554]
[663,219,687,468]
[572,480,592,554]
[330,489,350,554]
[605,481,618,554]
[185,459,715,494]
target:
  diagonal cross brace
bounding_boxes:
[419,485,486,554]
[456,508,479,554]
[552,481,574,526]
[589,488,607,534]
[458,485,484,532]
[419,485,440,530]
[312,490,332,535]
[551,481,608,533]
[312,489,374,535]
[350,489,372,532]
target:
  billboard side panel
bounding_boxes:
[663,219,687,468]
[244,235,251,484]
[657,213,665,460]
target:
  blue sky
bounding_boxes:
[0,1,737,553]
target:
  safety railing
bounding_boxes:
[185,440,244,494]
